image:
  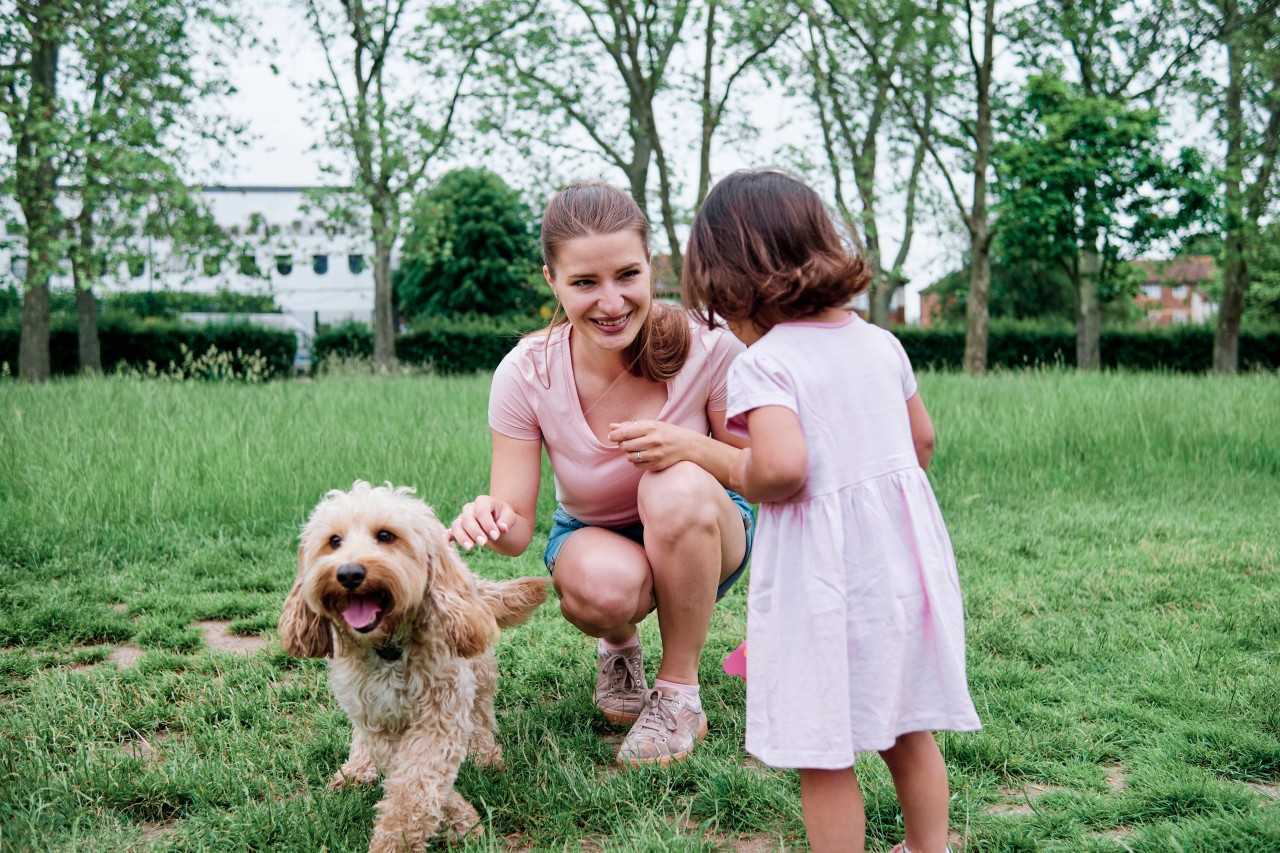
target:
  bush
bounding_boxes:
[0,315,296,379]
[895,322,1280,371]
[314,314,542,374]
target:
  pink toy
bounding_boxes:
[722,640,747,680]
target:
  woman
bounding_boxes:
[448,183,754,767]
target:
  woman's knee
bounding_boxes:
[637,462,722,535]
[554,567,646,631]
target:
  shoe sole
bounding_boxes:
[600,706,641,726]
[616,717,709,768]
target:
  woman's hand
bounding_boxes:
[447,495,516,552]
[608,419,698,471]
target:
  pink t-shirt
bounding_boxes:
[489,319,744,527]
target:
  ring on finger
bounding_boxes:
[635,451,643,463]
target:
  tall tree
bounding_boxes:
[693,0,794,209]
[61,0,244,374]
[1199,0,1280,373]
[485,0,692,274]
[826,0,1000,371]
[1013,0,1207,369]
[994,70,1212,340]
[1,0,77,382]
[301,0,524,369]
[787,0,941,327]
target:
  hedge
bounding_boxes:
[315,316,541,374]
[895,324,1280,372]
[0,316,297,378]
[316,318,1280,375]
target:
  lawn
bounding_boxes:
[0,369,1277,852]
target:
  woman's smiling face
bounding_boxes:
[545,229,652,356]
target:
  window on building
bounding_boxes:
[128,256,146,278]
[313,255,329,275]
[10,256,27,280]
[238,254,260,276]
[276,255,293,276]
[1142,284,1163,299]
[203,255,222,276]
[348,254,365,274]
[1172,285,1188,299]
[1173,311,1189,324]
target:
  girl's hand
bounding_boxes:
[448,495,515,552]
[608,419,694,471]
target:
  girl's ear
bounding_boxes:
[278,547,333,658]
[425,538,498,658]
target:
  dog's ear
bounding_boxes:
[278,547,333,658]
[426,540,498,658]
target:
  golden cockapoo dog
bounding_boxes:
[279,481,549,853]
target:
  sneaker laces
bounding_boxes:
[602,651,641,695]
[632,688,680,737]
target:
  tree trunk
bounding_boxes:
[964,217,991,374]
[1214,13,1245,375]
[18,277,52,382]
[695,0,717,210]
[371,197,397,370]
[1077,233,1101,371]
[75,284,102,375]
[962,0,996,375]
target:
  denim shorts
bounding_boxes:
[543,490,755,600]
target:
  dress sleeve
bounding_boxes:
[884,330,919,400]
[704,326,747,412]
[724,350,798,439]
[488,345,542,441]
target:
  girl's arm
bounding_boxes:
[447,431,542,556]
[907,392,936,471]
[728,405,807,503]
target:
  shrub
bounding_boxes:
[0,315,295,379]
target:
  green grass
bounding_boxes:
[0,369,1277,852]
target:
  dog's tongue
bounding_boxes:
[342,596,381,630]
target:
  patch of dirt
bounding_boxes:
[123,728,172,766]
[111,603,129,614]
[1246,781,1280,802]
[140,821,178,842]
[193,620,268,656]
[1105,766,1127,793]
[108,645,146,669]
[986,782,1060,817]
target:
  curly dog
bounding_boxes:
[279,481,549,852]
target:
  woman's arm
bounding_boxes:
[906,392,936,472]
[447,431,542,556]
[728,405,807,503]
[607,410,746,488]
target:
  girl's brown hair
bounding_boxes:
[538,182,689,382]
[682,170,870,330]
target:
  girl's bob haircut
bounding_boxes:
[682,169,870,330]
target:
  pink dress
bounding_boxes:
[726,313,980,768]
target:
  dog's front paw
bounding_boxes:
[329,762,378,790]
[467,741,504,770]
[441,791,483,843]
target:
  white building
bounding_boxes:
[2,185,378,336]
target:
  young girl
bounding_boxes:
[682,170,980,853]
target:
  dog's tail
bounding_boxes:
[476,577,550,629]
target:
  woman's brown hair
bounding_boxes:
[538,182,689,383]
[682,170,869,330]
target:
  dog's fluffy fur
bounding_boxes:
[279,481,549,853]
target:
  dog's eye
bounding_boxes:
[376,530,396,544]
[329,534,342,549]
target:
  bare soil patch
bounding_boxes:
[1105,766,1126,792]
[1246,781,1280,802]
[108,645,146,669]
[986,781,1061,816]
[193,620,268,656]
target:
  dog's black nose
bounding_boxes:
[336,563,366,590]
